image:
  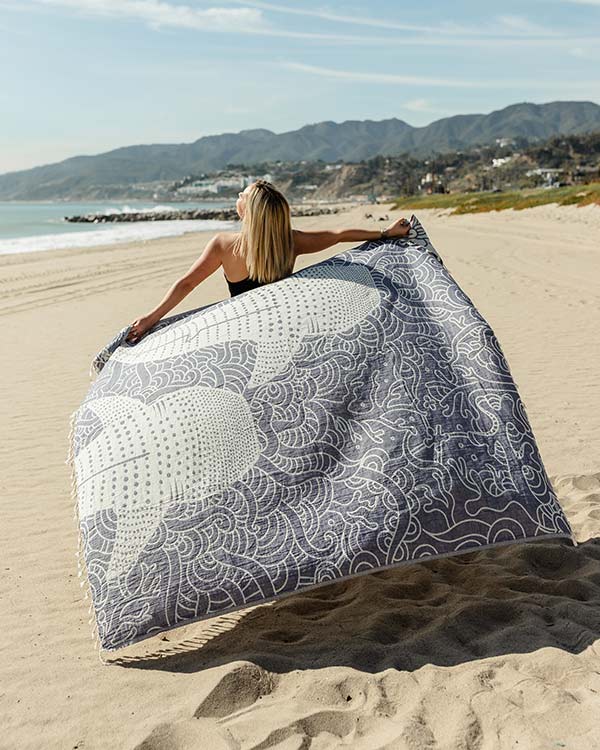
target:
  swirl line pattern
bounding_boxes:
[71,214,575,651]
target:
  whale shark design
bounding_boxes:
[111,263,381,387]
[74,384,261,582]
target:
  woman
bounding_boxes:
[126,179,411,343]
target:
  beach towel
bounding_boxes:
[67,214,576,654]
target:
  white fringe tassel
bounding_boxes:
[66,406,110,666]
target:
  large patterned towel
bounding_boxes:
[68,214,576,653]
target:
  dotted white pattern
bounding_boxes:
[110,264,381,388]
[72,214,575,652]
[74,387,260,581]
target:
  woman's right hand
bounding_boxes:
[384,217,411,237]
[126,313,158,343]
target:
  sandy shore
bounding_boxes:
[1,203,599,748]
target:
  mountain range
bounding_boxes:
[1,100,599,200]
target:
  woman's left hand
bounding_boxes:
[384,217,411,237]
[126,314,157,343]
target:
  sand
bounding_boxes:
[1,203,599,749]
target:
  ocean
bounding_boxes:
[0,200,238,255]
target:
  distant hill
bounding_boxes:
[1,100,599,200]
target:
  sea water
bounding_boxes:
[0,200,238,255]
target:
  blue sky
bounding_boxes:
[0,0,599,173]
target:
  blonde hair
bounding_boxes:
[233,179,295,284]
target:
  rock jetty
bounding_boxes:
[64,206,340,223]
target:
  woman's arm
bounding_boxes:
[294,216,410,255]
[126,233,224,342]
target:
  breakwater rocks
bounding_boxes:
[64,206,341,223]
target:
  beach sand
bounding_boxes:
[1,203,599,749]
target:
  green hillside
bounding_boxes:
[1,101,599,200]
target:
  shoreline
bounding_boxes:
[0,219,238,257]
[4,198,599,260]
[2,198,599,261]
[0,201,358,258]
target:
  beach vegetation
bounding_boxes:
[392,182,600,214]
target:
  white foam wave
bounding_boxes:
[97,204,187,215]
[0,219,237,255]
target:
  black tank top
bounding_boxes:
[225,274,266,297]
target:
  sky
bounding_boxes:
[0,0,599,174]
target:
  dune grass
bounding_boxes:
[392,182,600,214]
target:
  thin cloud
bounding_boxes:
[493,14,561,36]
[21,1,599,46]
[406,99,438,112]
[570,45,600,58]
[36,0,267,32]
[284,62,599,91]
[228,0,445,33]
[233,0,572,39]
[284,63,484,88]
[23,0,416,43]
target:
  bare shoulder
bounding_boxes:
[210,231,240,257]
[213,231,239,248]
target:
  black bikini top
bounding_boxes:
[225,273,266,297]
